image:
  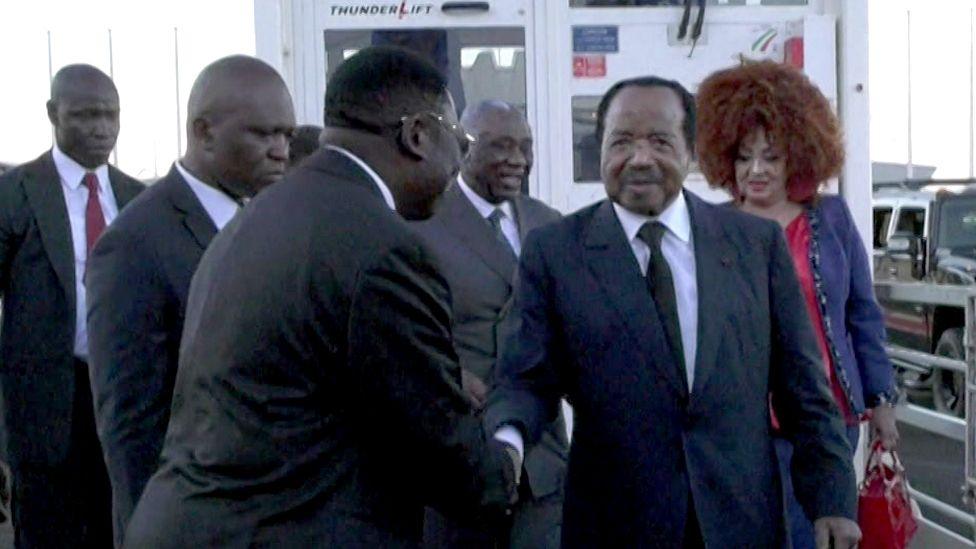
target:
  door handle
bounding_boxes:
[442,2,490,13]
[888,267,898,276]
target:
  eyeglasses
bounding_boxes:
[401,111,475,155]
[331,109,475,155]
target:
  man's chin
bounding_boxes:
[616,189,672,216]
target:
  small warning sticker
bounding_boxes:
[572,55,607,78]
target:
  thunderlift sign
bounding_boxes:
[330,3,436,17]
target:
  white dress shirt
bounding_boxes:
[174,162,240,231]
[612,191,698,389]
[494,192,700,462]
[52,144,119,359]
[457,175,521,256]
[324,145,397,211]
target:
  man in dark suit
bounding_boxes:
[484,76,862,548]
[0,64,143,548]
[86,55,295,546]
[413,101,565,549]
[124,46,516,548]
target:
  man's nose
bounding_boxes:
[509,148,528,168]
[628,141,655,167]
[92,116,116,137]
[269,134,289,161]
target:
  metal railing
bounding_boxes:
[874,281,976,546]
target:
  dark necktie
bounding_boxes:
[488,208,517,258]
[84,172,106,257]
[637,221,686,377]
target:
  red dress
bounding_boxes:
[784,213,856,425]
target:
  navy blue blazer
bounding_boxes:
[87,166,219,544]
[806,195,898,414]
[486,192,856,548]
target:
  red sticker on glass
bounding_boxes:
[573,55,606,78]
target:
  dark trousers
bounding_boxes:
[775,424,861,549]
[12,360,112,549]
[424,482,562,549]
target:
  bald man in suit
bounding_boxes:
[86,55,295,545]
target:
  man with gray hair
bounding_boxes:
[86,54,295,545]
[413,100,565,548]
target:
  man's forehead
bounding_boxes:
[478,115,530,138]
[607,86,683,122]
[59,93,119,109]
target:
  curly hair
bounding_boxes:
[695,60,844,203]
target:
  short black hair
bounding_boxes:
[324,46,448,131]
[595,76,696,151]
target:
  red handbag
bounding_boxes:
[857,440,919,549]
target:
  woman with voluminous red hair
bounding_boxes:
[695,60,899,549]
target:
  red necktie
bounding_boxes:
[84,172,106,256]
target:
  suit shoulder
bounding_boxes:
[816,194,853,222]
[109,165,145,190]
[518,195,561,221]
[525,201,599,249]
[0,154,44,190]
[100,180,177,248]
[709,200,780,237]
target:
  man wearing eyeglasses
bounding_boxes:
[124,46,517,548]
[413,101,565,549]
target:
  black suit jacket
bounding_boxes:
[412,184,567,500]
[485,193,857,548]
[0,151,143,468]
[86,165,219,543]
[124,149,511,548]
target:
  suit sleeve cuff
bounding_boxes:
[493,425,525,461]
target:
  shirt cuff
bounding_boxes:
[493,426,525,462]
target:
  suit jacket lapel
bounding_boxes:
[686,193,733,399]
[583,200,688,398]
[21,152,76,309]
[164,167,219,250]
[441,184,517,282]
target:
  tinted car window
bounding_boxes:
[895,208,925,237]
[874,207,893,248]
[938,198,976,249]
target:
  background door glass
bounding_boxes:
[324,28,526,117]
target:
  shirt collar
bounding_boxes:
[457,174,514,220]
[52,143,109,191]
[324,145,396,211]
[174,161,240,230]
[612,190,692,245]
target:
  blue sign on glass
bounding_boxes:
[573,26,619,53]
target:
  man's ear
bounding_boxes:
[46,100,58,127]
[192,117,215,151]
[397,115,428,160]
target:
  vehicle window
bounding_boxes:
[873,207,893,248]
[894,208,925,237]
[570,0,808,6]
[938,198,976,250]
